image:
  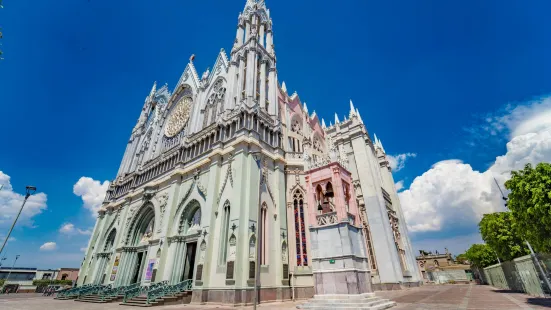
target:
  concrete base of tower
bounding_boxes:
[313,270,372,294]
[190,286,314,305]
[371,281,423,291]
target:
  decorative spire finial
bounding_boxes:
[149,81,157,98]
[304,102,308,114]
[334,113,340,124]
[322,118,327,128]
[349,99,356,117]
[356,108,363,123]
[281,81,287,94]
[189,54,196,62]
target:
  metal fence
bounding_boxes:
[483,254,551,297]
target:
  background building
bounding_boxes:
[78,0,420,304]
[416,249,472,284]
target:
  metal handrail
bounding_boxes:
[123,285,147,303]
[146,280,192,305]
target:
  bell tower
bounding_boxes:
[227,0,278,116]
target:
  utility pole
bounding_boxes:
[250,151,263,310]
[0,186,36,256]
[4,255,20,290]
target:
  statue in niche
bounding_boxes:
[200,241,206,262]
[228,235,237,260]
[249,236,256,259]
[201,68,210,82]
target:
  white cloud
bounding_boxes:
[395,180,404,192]
[80,247,87,252]
[59,223,92,235]
[0,171,47,228]
[73,177,109,217]
[40,242,57,251]
[388,153,417,172]
[59,223,75,234]
[400,97,551,235]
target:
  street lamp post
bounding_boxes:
[4,255,20,290]
[0,186,36,256]
[250,151,263,310]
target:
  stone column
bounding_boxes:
[238,57,245,103]
[259,24,265,47]
[260,61,267,110]
[246,49,256,102]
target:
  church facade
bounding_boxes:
[77,0,421,304]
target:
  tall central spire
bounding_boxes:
[226,0,278,116]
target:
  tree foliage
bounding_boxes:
[455,253,469,264]
[32,279,72,286]
[479,212,529,261]
[505,163,551,252]
[464,244,498,268]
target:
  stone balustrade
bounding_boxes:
[316,211,338,226]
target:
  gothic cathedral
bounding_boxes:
[78,0,421,305]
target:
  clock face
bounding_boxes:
[165,97,192,137]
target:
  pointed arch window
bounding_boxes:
[203,80,226,129]
[103,229,117,252]
[293,190,308,266]
[219,201,231,264]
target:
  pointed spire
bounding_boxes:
[304,102,308,114]
[349,99,356,117]
[149,81,157,98]
[356,108,363,123]
[311,110,317,119]
[330,121,333,127]
[344,115,347,121]
[322,118,327,128]
[281,81,287,94]
[374,133,380,146]
[334,113,340,124]
[379,137,386,154]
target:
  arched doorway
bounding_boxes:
[171,200,201,283]
[129,205,155,284]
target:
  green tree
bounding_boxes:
[479,212,529,261]
[455,253,469,264]
[505,163,551,252]
[464,244,498,268]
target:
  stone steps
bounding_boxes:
[120,291,191,307]
[75,293,121,303]
[298,294,396,310]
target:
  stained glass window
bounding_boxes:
[293,190,308,266]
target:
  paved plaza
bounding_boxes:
[1,285,551,309]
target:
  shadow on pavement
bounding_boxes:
[527,298,551,308]
[490,289,525,294]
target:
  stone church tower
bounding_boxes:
[77,0,420,305]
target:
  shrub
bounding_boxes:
[32,279,72,287]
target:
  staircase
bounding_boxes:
[120,291,191,307]
[75,293,123,303]
[297,293,396,310]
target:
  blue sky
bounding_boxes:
[1,0,551,268]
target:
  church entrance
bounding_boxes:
[131,251,147,284]
[181,242,197,281]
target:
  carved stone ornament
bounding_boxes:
[157,192,169,233]
[165,96,192,137]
